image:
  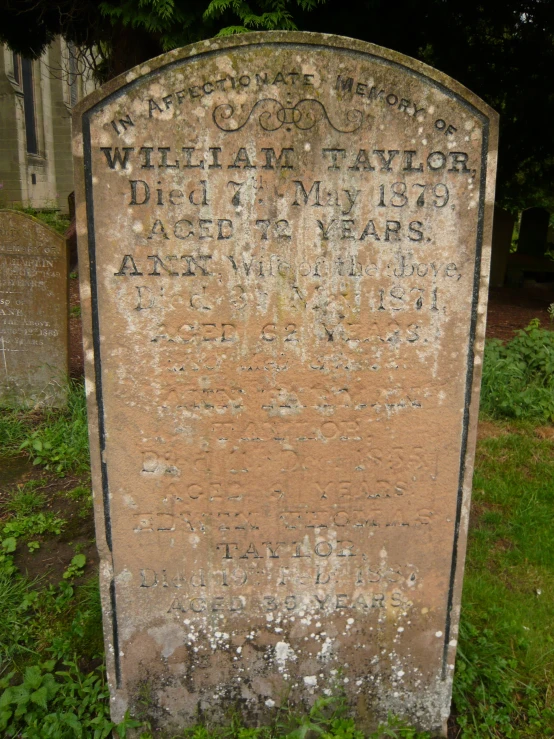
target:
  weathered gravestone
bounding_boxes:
[489,206,515,287]
[73,32,498,735]
[518,207,550,258]
[0,210,68,406]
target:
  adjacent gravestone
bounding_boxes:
[489,206,515,287]
[66,192,78,271]
[73,32,498,735]
[518,207,550,258]
[0,210,68,406]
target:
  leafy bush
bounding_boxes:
[480,319,554,422]
[0,660,139,738]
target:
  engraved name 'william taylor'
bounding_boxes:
[101,145,472,174]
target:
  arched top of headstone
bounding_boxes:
[0,209,66,248]
[74,32,497,125]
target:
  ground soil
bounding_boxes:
[69,276,84,378]
[0,459,98,585]
[477,419,509,440]
[486,285,554,341]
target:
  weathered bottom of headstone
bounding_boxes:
[105,604,451,736]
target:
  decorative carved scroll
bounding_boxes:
[213,98,363,133]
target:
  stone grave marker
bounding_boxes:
[518,207,550,258]
[73,32,498,735]
[489,206,515,287]
[0,210,68,406]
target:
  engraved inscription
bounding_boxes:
[75,33,496,733]
[0,212,68,406]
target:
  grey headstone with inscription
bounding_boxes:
[0,210,69,407]
[73,32,498,736]
[518,207,550,258]
[489,206,515,287]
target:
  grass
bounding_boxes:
[453,422,554,737]
[1,378,89,476]
[10,205,71,235]
[0,360,553,736]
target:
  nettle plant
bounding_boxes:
[480,319,554,422]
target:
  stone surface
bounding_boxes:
[0,210,68,406]
[73,32,498,735]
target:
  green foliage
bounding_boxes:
[11,206,70,236]
[97,0,323,55]
[0,660,138,738]
[0,409,28,450]
[370,716,431,738]
[287,701,432,739]
[203,0,322,35]
[480,319,554,422]
[135,697,431,739]
[0,476,97,668]
[98,0,199,52]
[1,482,65,556]
[281,695,366,739]
[454,622,520,737]
[2,512,65,545]
[62,554,87,580]
[15,380,90,476]
[0,571,38,663]
[4,482,46,517]
[66,484,94,519]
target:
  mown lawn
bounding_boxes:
[452,421,554,737]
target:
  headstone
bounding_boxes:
[517,207,550,257]
[489,206,515,287]
[68,191,76,221]
[0,210,69,406]
[73,32,498,735]
[66,192,78,271]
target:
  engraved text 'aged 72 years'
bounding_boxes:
[73,32,498,736]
